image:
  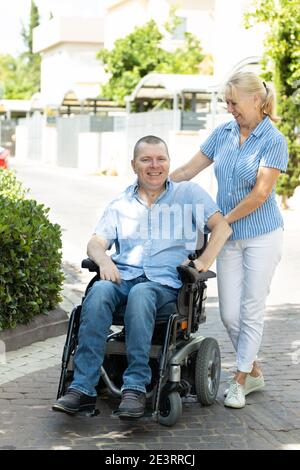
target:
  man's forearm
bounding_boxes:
[87,236,110,266]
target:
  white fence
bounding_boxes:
[14,110,229,185]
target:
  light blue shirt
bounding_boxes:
[94,179,219,288]
[200,117,288,240]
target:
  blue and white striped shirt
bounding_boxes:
[200,117,288,240]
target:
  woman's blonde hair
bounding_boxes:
[222,71,279,122]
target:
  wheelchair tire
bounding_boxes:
[158,392,182,427]
[195,337,221,406]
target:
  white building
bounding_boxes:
[32,0,266,106]
[33,16,105,106]
[24,0,268,177]
[104,0,215,52]
[104,0,266,81]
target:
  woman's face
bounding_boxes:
[225,87,261,128]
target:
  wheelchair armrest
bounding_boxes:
[81,258,100,273]
[177,265,216,284]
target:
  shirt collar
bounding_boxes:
[225,116,272,137]
[129,177,172,198]
[251,116,272,137]
[225,119,236,130]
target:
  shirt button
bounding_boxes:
[228,192,231,196]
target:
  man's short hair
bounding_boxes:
[133,135,169,160]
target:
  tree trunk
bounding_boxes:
[281,194,290,210]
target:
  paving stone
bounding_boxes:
[1,260,299,450]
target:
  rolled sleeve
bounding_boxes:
[189,183,220,230]
[200,126,221,160]
[94,205,117,249]
[259,136,288,172]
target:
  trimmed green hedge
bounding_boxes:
[0,170,64,330]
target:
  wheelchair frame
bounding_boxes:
[57,245,221,426]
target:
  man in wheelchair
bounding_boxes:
[53,135,232,419]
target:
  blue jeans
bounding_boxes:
[70,275,178,396]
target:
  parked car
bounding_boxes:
[0,146,9,169]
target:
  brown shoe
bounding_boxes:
[118,389,146,418]
[52,389,96,415]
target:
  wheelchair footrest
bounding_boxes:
[111,409,154,421]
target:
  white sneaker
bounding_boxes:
[223,377,235,397]
[224,374,265,397]
[224,381,246,408]
[244,374,265,395]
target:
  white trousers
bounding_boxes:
[217,228,283,373]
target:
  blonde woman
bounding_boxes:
[170,71,288,408]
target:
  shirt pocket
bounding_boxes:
[235,151,261,186]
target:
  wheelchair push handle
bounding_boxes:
[177,265,216,283]
[188,233,208,263]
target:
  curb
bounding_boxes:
[0,308,69,353]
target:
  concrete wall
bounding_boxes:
[14,110,229,197]
[78,132,128,177]
[15,124,29,161]
[41,126,58,166]
[126,110,181,160]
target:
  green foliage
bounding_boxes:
[157,32,204,75]
[97,17,204,105]
[98,20,164,104]
[0,170,28,200]
[0,1,40,99]
[0,54,40,99]
[21,0,40,54]
[245,0,300,198]
[0,170,64,330]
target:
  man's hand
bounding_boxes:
[87,234,121,284]
[99,258,121,284]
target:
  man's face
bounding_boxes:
[131,142,170,192]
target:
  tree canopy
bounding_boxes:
[97,17,205,105]
[245,0,300,200]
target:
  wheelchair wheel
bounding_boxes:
[158,392,182,427]
[195,337,221,405]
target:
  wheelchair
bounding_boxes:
[56,238,221,427]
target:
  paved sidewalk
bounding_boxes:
[1,264,300,450]
[1,205,300,450]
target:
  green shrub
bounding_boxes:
[0,170,64,330]
[0,169,28,200]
